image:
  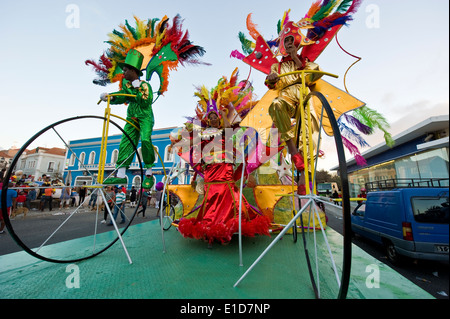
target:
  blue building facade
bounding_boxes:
[63,126,189,189]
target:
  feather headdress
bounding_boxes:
[232,0,363,70]
[188,68,257,128]
[302,0,362,40]
[231,1,393,167]
[86,15,209,94]
[85,53,113,86]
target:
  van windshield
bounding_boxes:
[411,196,449,224]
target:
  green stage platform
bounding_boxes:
[0,219,433,299]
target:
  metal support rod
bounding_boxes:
[99,189,133,264]
[35,195,90,253]
[238,144,246,267]
[159,186,167,253]
[158,160,176,253]
[234,198,313,288]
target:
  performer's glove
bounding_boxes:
[132,79,141,88]
[291,153,305,171]
[100,93,109,102]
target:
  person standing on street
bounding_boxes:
[88,189,98,210]
[25,187,37,211]
[138,188,150,218]
[0,182,17,234]
[129,186,137,208]
[108,187,126,225]
[60,183,72,210]
[101,186,115,224]
[40,178,55,211]
[78,182,87,206]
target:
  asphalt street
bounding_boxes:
[0,206,160,256]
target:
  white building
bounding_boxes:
[17,147,66,180]
[0,150,14,172]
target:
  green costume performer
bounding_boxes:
[87,16,208,188]
[102,49,155,188]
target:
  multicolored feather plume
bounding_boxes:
[303,0,363,41]
[85,53,113,86]
[187,68,257,128]
[86,15,208,94]
[337,105,395,166]
[353,106,395,147]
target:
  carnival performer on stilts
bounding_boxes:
[100,49,156,188]
[231,1,394,195]
[86,15,208,189]
[266,28,323,195]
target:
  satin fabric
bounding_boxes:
[178,134,270,244]
[110,81,155,169]
[268,58,321,145]
[200,163,249,224]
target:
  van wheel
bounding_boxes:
[385,241,401,265]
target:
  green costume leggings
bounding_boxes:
[117,117,155,169]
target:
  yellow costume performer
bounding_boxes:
[266,56,322,165]
[233,3,392,179]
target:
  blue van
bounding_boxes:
[351,185,449,264]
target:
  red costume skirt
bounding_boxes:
[178,163,270,244]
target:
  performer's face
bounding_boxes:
[123,66,139,82]
[208,112,220,128]
[284,36,295,50]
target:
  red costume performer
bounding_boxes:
[177,101,271,245]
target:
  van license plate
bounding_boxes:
[435,245,449,253]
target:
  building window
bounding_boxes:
[414,148,449,179]
[132,175,141,188]
[150,175,156,190]
[74,176,93,186]
[111,149,119,164]
[164,145,174,162]
[47,161,55,173]
[79,152,86,169]
[349,146,450,197]
[28,161,36,169]
[153,146,159,163]
[88,151,96,165]
[69,153,76,166]
[133,148,142,163]
[395,156,420,179]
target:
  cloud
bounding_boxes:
[380,92,396,105]
[389,101,449,135]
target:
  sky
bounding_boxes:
[0,0,448,171]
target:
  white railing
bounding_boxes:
[70,162,143,171]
